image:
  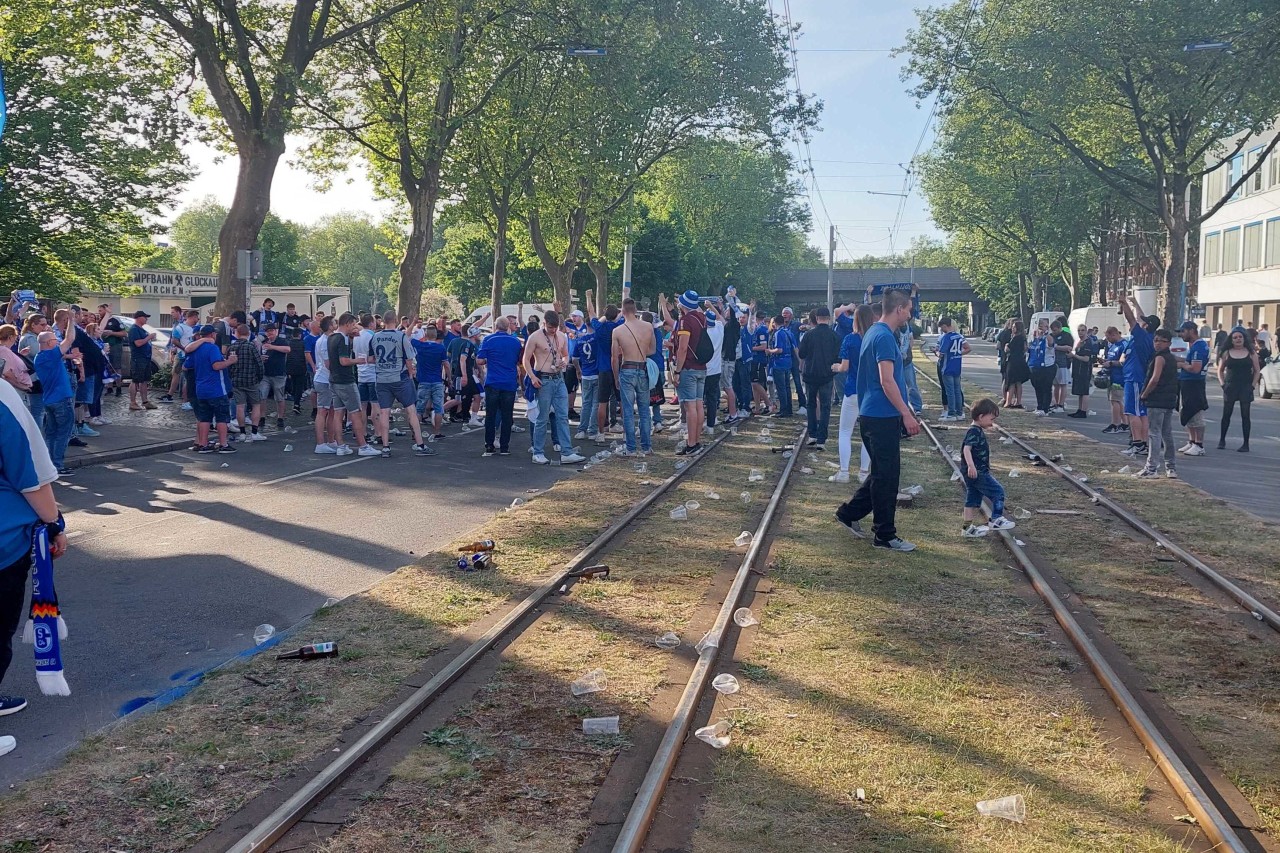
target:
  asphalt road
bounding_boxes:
[941,339,1280,523]
[0,418,581,787]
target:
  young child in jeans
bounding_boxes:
[961,398,1018,538]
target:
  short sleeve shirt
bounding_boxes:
[0,382,57,565]
[857,322,907,419]
[1179,338,1209,381]
[312,334,330,384]
[372,329,414,383]
[476,332,522,391]
[938,331,966,376]
[840,333,862,397]
[34,349,74,404]
[188,340,232,399]
[410,339,446,384]
[328,333,356,385]
[677,309,708,371]
[1124,323,1153,382]
[963,425,990,474]
[127,324,152,361]
[354,329,376,383]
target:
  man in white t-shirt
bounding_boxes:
[312,317,340,454]
[703,305,725,433]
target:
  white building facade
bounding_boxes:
[1199,122,1280,335]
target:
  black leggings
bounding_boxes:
[1220,390,1252,444]
[1030,367,1055,412]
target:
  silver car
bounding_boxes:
[116,317,172,370]
[1260,355,1280,399]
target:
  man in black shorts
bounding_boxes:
[585,292,623,440]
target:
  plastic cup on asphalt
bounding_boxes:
[976,794,1025,823]
[655,631,680,649]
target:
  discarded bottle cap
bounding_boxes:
[694,631,720,654]
[734,531,753,547]
[733,607,759,627]
[582,716,620,735]
[253,624,276,645]
[684,500,701,511]
[570,668,607,696]
[711,674,740,694]
[695,720,731,749]
[655,631,680,649]
[670,506,688,520]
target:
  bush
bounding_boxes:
[150,362,172,390]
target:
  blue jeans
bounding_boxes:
[942,373,964,417]
[771,367,793,416]
[24,391,43,430]
[790,361,804,409]
[805,377,833,443]
[734,360,752,413]
[904,364,923,413]
[618,367,652,452]
[964,471,1006,518]
[43,399,75,468]
[533,374,572,456]
[578,374,599,436]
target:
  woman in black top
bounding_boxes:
[1216,329,1260,451]
[1002,321,1028,409]
[1068,324,1096,418]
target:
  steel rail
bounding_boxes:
[918,369,1280,632]
[225,430,736,853]
[610,427,807,853]
[919,418,1249,853]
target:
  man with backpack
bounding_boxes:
[672,290,712,456]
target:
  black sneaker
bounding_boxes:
[834,513,866,539]
[873,537,917,552]
[499,448,511,455]
[1102,424,1119,434]
[68,437,88,448]
[258,417,267,429]
[158,394,174,403]
[276,417,285,430]
[432,433,445,441]
[381,447,392,458]
[1118,423,1131,432]
[292,405,302,415]
[55,467,74,478]
[483,446,497,457]
[676,443,702,456]
[413,443,437,456]
[217,444,237,454]
[197,444,217,454]
[0,696,27,716]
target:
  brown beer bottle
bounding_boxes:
[276,642,338,660]
[457,539,496,553]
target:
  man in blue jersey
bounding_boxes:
[1175,320,1210,457]
[371,310,430,457]
[1100,327,1128,435]
[749,310,770,413]
[936,316,970,420]
[412,325,449,442]
[476,318,523,456]
[571,326,599,441]
[833,290,920,552]
[782,307,804,414]
[1118,294,1157,458]
[585,290,623,442]
[186,325,237,454]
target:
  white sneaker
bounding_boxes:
[1034,410,1047,417]
[1176,442,1191,453]
[857,470,870,483]
[798,407,807,416]
[0,734,14,757]
[315,443,337,454]
[532,454,550,465]
[469,416,484,427]
[574,430,587,439]
[828,471,850,483]
[988,516,1017,530]
[335,444,354,456]
[1184,444,1205,456]
[652,423,666,433]
[561,452,585,464]
[962,524,990,538]
[89,416,110,426]
[249,432,267,442]
[357,445,380,457]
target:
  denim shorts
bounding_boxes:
[358,381,378,404]
[677,368,706,402]
[194,395,232,424]
[416,381,444,415]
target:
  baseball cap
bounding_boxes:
[678,290,700,310]
[133,310,151,319]
[198,324,217,336]
[570,309,584,319]
[1144,314,1161,330]
[1178,321,1198,332]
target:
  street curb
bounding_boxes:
[65,437,193,470]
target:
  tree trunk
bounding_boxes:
[216,142,285,316]
[1017,272,1028,324]
[1066,257,1081,309]
[586,219,611,308]
[490,203,509,323]
[1163,213,1188,330]
[397,179,439,319]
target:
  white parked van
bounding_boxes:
[1030,310,1066,329]
[1066,304,1126,336]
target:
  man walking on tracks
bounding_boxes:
[834,289,921,552]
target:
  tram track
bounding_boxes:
[912,370,1277,851]
[204,423,807,852]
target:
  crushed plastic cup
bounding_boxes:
[999,436,1014,445]
[694,631,720,654]
[733,607,760,627]
[582,716,620,735]
[670,506,689,521]
[800,466,814,474]
[759,428,771,437]
[748,469,764,482]
[950,470,961,481]
[220,463,230,468]
[1061,465,1073,472]
[734,531,753,547]
[945,445,955,456]
[253,624,276,645]
[1077,475,1089,483]
[740,491,752,503]
[323,597,339,608]
[675,461,687,471]
[634,462,648,474]
[976,794,1025,823]
[825,461,841,469]
[695,720,731,749]
[711,674,741,694]
[1014,508,1032,520]
[510,498,526,509]
[684,500,701,511]
[1118,465,1132,474]
[1009,469,1022,478]
[705,490,721,500]
[782,450,793,458]
[655,631,680,649]
[282,444,293,452]
[905,484,924,496]
[570,668,607,697]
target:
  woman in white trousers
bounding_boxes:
[830,304,876,484]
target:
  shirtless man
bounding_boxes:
[523,311,585,465]
[612,297,656,456]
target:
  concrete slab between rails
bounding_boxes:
[188,586,545,853]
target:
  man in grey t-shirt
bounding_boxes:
[371,311,429,456]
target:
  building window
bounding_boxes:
[1205,165,1226,204]
[1223,227,1241,272]
[1247,147,1265,195]
[1243,222,1263,269]
[1267,218,1280,268]
[1271,151,1280,190]
[1229,153,1244,200]
[1204,231,1222,275]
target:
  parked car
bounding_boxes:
[1260,356,1280,399]
[981,326,1000,341]
[116,317,171,370]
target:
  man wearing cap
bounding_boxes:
[565,308,587,420]
[782,306,804,414]
[673,289,709,455]
[1175,320,1210,456]
[127,310,158,411]
[250,298,279,338]
[186,324,237,453]
[1118,293,1156,459]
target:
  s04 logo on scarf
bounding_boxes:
[33,623,53,654]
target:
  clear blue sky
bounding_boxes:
[173,0,941,260]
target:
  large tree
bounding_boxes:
[170,196,227,273]
[904,0,1280,326]
[140,0,428,315]
[0,2,186,299]
[298,212,398,314]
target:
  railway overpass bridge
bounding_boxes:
[774,267,991,329]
